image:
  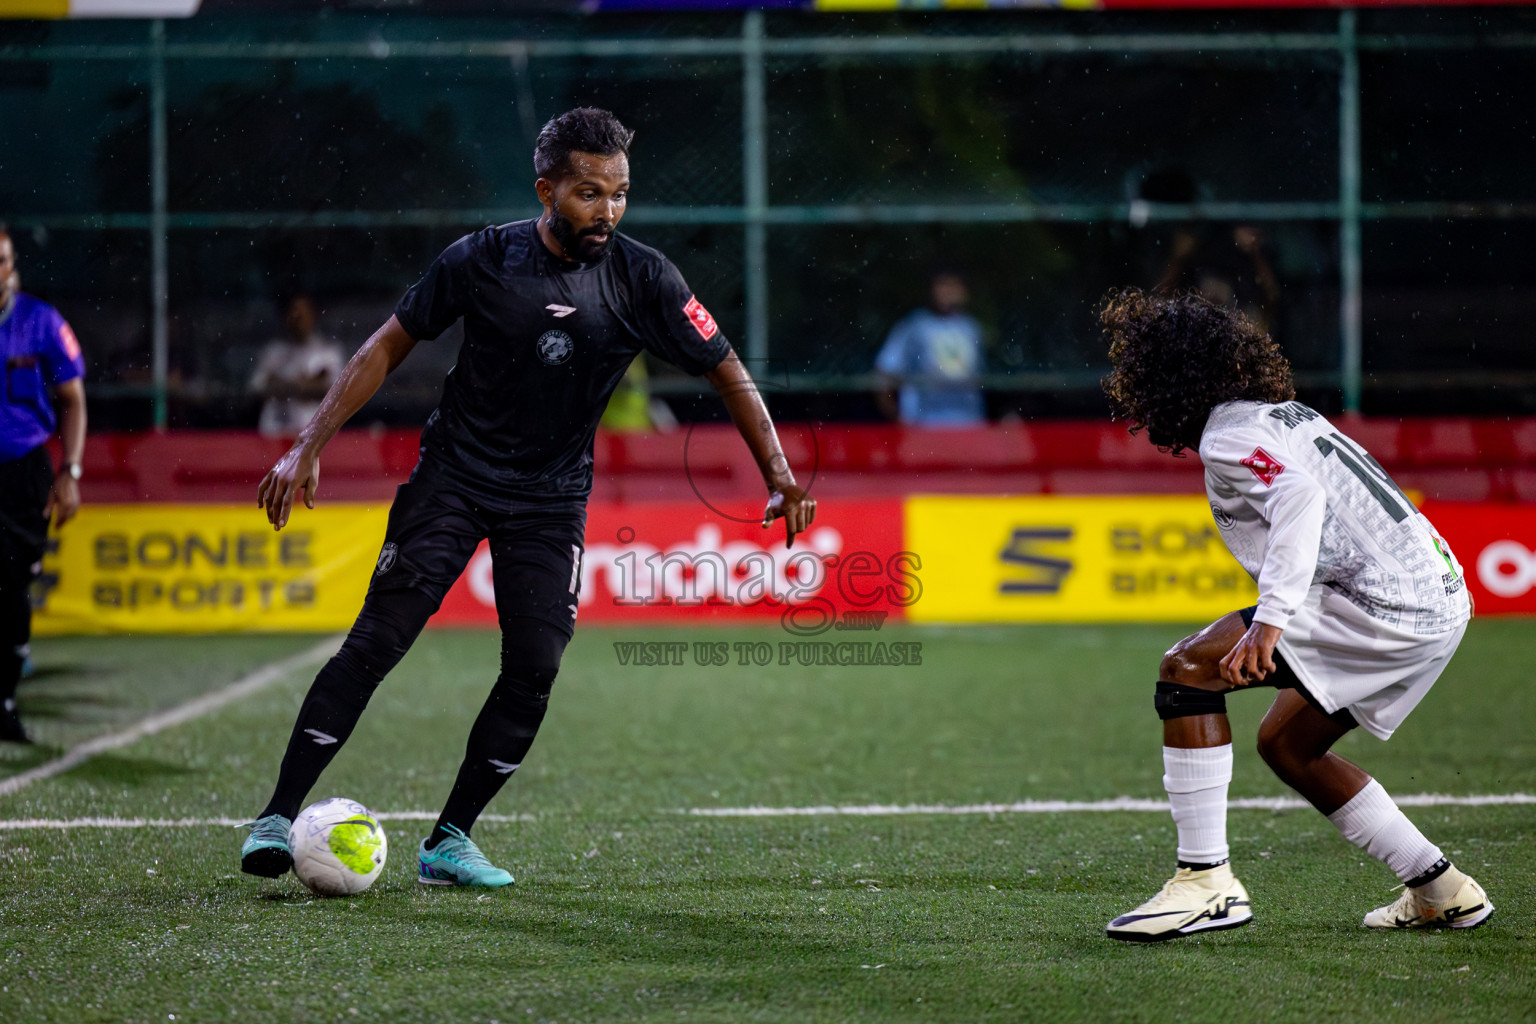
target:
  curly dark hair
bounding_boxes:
[1100,288,1295,455]
[533,107,635,179]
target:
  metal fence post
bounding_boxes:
[150,18,170,430]
[742,10,769,365]
[1339,10,1363,414]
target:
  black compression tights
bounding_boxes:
[260,590,569,837]
[260,588,437,821]
[428,617,567,846]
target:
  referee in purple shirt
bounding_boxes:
[0,227,86,743]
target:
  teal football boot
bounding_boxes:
[240,813,294,878]
[417,824,514,887]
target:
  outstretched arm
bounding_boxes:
[257,315,419,530]
[704,351,816,548]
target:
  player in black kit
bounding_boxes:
[241,108,816,886]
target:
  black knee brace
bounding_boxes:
[1153,680,1228,720]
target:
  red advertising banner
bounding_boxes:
[1422,502,1536,615]
[434,498,911,630]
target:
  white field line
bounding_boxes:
[0,634,344,800]
[684,793,1536,817]
[0,812,534,831]
[0,794,1530,830]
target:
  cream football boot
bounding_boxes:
[1106,863,1253,943]
[1363,866,1493,930]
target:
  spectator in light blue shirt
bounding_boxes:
[874,271,985,427]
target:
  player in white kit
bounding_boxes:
[1097,288,1492,942]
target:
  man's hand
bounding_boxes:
[44,474,81,529]
[257,443,321,531]
[1219,620,1283,687]
[763,483,816,549]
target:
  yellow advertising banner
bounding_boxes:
[33,504,389,635]
[905,495,1258,623]
[35,495,1259,633]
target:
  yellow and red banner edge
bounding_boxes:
[32,496,1536,634]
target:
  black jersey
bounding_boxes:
[393,219,732,501]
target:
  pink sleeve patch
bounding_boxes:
[1240,446,1285,487]
[683,295,719,341]
[59,321,82,362]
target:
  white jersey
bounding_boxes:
[1200,400,1471,639]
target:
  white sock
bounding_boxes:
[1164,744,1232,866]
[1326,779,1443,884]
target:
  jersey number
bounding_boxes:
[1312,432,1414,524]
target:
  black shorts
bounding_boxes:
[368,459,587,637]
[0,446,52,588]
[1239,606,1357,730]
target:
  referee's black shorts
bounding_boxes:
[367,459,587,637]
[0,446,53,589]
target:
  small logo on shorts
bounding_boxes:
[537,330,574,365]
[1211,502,1236,529]
[376,542,398,576]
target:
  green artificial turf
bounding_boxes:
[2,621,1532,1023]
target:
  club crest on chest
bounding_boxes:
[537,330,575,365]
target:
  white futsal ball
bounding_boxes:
[290,797,388,897]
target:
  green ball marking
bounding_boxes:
[328,816,384,875]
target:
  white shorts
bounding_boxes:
[1271,585,1469,741]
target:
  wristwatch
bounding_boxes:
[60,462,82,481]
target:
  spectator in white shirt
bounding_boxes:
[251,293,346,438]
